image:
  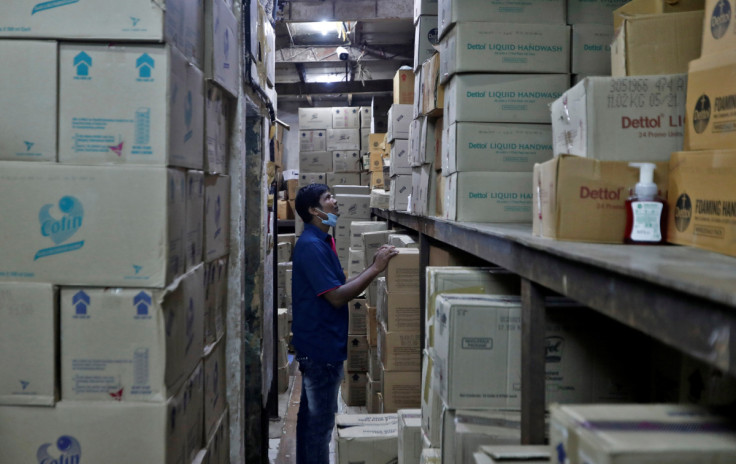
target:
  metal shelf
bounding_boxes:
[373,208,736,443]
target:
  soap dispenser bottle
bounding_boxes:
[624,163,667,244]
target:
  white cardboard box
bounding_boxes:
[475,446,550,464]
[333,150,362,173]
[205,0,239,97]
[0,40,57,162]
[444,123,553,175]
[299,172,327,187]
[299,151,333,173]
[61,265,205,402]
[439,0,566,38]
[567,0,630,24]
[440,22,570,83]
[0,283,57,406]
[299,130,327,152]
[421,351,443,447]
[333,107,361,129]
[409,117,424,167]
[414,68,424,120]
[327,128,361,151]
[186,170,205,271]
[414,16,439,71]
[334,184,371,196]
[299,107,332,130]
[415,0,439,22]
[203,338,226,439]
[337,423,399,464]
[350,221,388,249]
[337,194,372,219]
[0,0,204,67]
[444,172,533,222]
[205,175,231,262]
[388,105,413,141]
[571,23,614,76]
[445,74,569,125]
[205,82,230,174]
[398,409,423,464]
[442,409,522,464]
[390,139,412,176]
[59,44,204,168]
[327,172,362,188]
[390,175,413,212]
[0,163,185,287]
[550,74,687,161]
[348,248,365,279]
[336,413,398,427]
[360,106,372,128]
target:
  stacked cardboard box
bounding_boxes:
[336,413,400,464]
[0,1,234,459]
[388,68,414,212]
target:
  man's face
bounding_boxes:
[318,190,339,216]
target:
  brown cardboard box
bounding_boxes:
[435,173,445,217]
[341,371,368,407]
[378,287,421,333]
[366,373,382,413]
[434,117,443,171]
[533,155,668,243]
[686,50,736,151]
[277,199,293,220]
[611,8,703,77]
[347,335,369,372]
[287,179,299,200]
[422,53,444,117]
[381,370,421,413]
[612,0,704,30]
[370,133,387,152]
[393,69,415,105]
[367,305,379,347]
[667,150,736,257]
[386,248,420,293]
[371,171,386,190]
[370,151,386,172]
[349,298,368,335]
[378,322,421,371]
[702,0,736,56]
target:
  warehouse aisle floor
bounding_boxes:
[269,361,367,464]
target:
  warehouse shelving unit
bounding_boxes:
[372,208,736,444]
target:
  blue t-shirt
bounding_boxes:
[291,223,348,363]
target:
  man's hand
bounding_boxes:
[372,245,399,273]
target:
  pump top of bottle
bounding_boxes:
[629,162,657,199]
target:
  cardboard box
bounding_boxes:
[414,16,439,72]
[667,150,736,257]
[611,10,703,77]
[475,446,550,464]
[369,133,387,152]
[186,171,205,271]
[203,338,226,439]
[390,139,412,176]
[205,175,231,262]
[362,131,371,154]
[418,118,437,167]
[0,164,185,286]
[445,74,568,125]
[299,107,332,130]
[388,104,413,141]
[369,347,382,380]
[394,69,415,105]
[327,128,361,151]
[550,404,736,464]
[299,172,327,187]
[551,75,687,161]
[361,107,373,128]
[421,448,441,464]
[567,0,630,24]
[0,40,57,162]
[366,374,382,413]
[204,262,219,347]
[298,151,333,173]
[378,323,422,372]
[413,68,424,119]
[702,0,736,56]
[381,370,422,412]
[390,175,413,212]
[336,413,399,427]
[0,283,57,406]
[439,0,566,38]
[388,234,418,249]
[371,189,390,209]
[533,155,668,243]
[440,22,570,83]
[422,54,444,117]
[444,123,553,175]
[368,305,379,347]
[205,83,229,174]
[398,409,423,464]
[415,0,439,22]
[441,409,522,464]
[342,372,368,406]
[348,247,365,279]
[337,194,372,219]
[362,231,393,277]
[277,262,292,291]
[409,118,423,167]
[386,248,420,293]
[572,24,614,76]
[206,409,230,464]
[299,130,327,152]
[205,0,238,96]
[337,423,399,464]
[277,200,293,220]
[334,185,371,196]
[349,298,368,335]
[444,172,533,222]
[334,150,362,173]
[421,351,443,447]
[612,0,704,29]
[377,282,421,333]
[333,107,361,129]
[350,221,388,249]
[59,44,204,168]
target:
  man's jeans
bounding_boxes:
[296,355,344,464]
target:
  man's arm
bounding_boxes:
[322,245,398,308]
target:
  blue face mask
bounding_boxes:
[316,208,338,228]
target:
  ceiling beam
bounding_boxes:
[281,0,412,21]
[276,45,411,63]
[275,79,393,96]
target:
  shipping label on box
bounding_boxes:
[205,83,230,174]
[299,172,327,187]
[299,151,333,173]
[204,338,226,438]
[444,172,533,222]
[337,194,372,219]
[205,175,231,262]
[551,74,687,161]
[299,130,327,152]
[533,155,668,243]
[394,69,415,105]
[667,150,736,257]
[378,324,422,372]
[333,107,361,129]
[337,423,399,464]
[388,104,413,141]
[439,0,566,38]
[342,372,368,406]
[572,24,613,76]
[414,16,439,71]
[349,298,368,335]
[0,163,185,286]
[390,175,413,211]
[59,44,204,168]
[0,40,57,162]
[61,265,204,403]
[445,74,568,125]
[445,123,553,175]
[299,107,332,130]
[0,283,57,406]
[440,22,570,83]
[381,371,422,413]
[206,0,239,96]
[186,171,205,271]
[567,0,630,24]
[334,151,362,173]
[327,128,361,151]
[386,248,420,292]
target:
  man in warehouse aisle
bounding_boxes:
[292,183,398,464]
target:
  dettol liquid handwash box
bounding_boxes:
[444,74,568,125]
[59,44,204,169]
[438,0,566,38]
[444,172,533,222]
[0,163,186,287]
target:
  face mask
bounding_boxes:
[316,208,338,228]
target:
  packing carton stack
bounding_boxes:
[567,0,623,80]
[343,298,370,407]
[336,413,400,464]
[0,2,234,459]
[388,88,413,212]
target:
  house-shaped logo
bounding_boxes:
[72,291,90,316]
[73,52,92,77]
[136,53,155,79]
[133,291,152,317]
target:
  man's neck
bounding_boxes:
[311,218,331,234]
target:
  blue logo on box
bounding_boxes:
[35,196,85,260]
[72,291,90,317]
[31,0,79,15]
[136,53,155,80]
[73,52,92,79]
[711,0,732,39]
[36,435,81,464]
[24,141,34,152]
[134,291,152,317]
